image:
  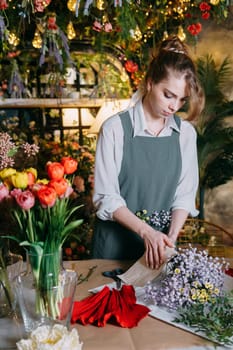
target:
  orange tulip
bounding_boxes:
[61,157,78,175]
[49,178,69,197]
[37,186,57,207]
[47,162,64,180]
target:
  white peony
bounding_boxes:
[16,324,83,350]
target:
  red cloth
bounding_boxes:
[71,285,150,328]
[225,267,233,277]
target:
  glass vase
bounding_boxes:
[13,250,77,334]
[0,249,24,349]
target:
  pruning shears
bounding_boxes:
[102,268,124,289]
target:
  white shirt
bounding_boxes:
[93,100,199,220]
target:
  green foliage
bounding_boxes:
[195,55,233,218]
[174,291,233,346]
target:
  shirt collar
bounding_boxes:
[132,100,180,136]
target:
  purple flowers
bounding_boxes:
[135,209,171,231]
[144,245,229,310]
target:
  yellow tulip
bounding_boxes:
[11,172,28,189]
[0,168,16,180]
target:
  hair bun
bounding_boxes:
[159,35,188,55]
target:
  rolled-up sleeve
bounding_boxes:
[93,115,126,221]
[171,121,199,217]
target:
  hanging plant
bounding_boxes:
[39,12,73,72]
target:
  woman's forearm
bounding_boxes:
[167,209,189,243]
[112,206,149,238]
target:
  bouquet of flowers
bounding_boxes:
[0,132,83,319]
[144,246,228,310]
[144,245,233,345]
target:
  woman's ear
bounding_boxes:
[146,79,153,92]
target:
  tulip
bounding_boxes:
[0,168,16,181]
[11,172,28,189]
[37,186,57,207]
[49,178,69,197]
[47,162,64,181]
[0,184,9,201]
[61,157,78,175]
[26,167,37,179]
[15,190,35,210]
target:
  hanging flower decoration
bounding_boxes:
[0,0,8,10]
[39,12,73,70]
[34,0,51,13]
[8,59,25,98]
[124,60,138,74]
[187,22,202,36]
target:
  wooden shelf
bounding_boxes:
[0,98,104,109]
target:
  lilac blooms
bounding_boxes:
[144,245,229,310]
[0,132,39,171]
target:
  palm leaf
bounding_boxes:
[195,55,233,218]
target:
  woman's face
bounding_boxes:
[145,72,190,119]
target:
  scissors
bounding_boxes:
[102,268,124,289]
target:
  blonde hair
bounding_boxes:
[140,36,205,121]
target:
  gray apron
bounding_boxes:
[91,111,181,260]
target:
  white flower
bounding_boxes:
[16,324,83,350]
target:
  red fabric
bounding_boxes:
[71,285,150,328]
[225,267,233,277]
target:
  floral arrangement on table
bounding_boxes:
[0,132,84,319]
[38,136,96,260]
[16,324,83,350]
[144,245,233,346]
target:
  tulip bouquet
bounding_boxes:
[0,134,83,320]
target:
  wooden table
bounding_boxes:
[64,258,225,350]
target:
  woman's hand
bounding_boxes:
[113,206,175,269]
[142,227,174,269]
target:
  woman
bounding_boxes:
[91,36,205,269]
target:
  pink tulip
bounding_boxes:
[0,184,9,201]
[11,188,22,199]
[15,190,35,210]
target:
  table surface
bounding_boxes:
[64,258,226,350]
[1,254,232,350]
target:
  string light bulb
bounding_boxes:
[162,30,169,41]
[8,32,20,46]
[129,25,142,41]
[96,0,105,10]
[177,25,186,41]
[32,30,42,48]
[67,21,76,40]
[67,0,76,12]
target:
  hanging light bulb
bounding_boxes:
[67,0,76,12]
[32,30,42,48]
[8,32,20,46]
[177,25,186,41]
[129,25,142,41]
[133,25,142,41]
[67,21,76,40]
[162,30,169,41]
[96,0,105,10]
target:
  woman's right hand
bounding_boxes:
[141,226,174,269]
[113,206,174,269]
